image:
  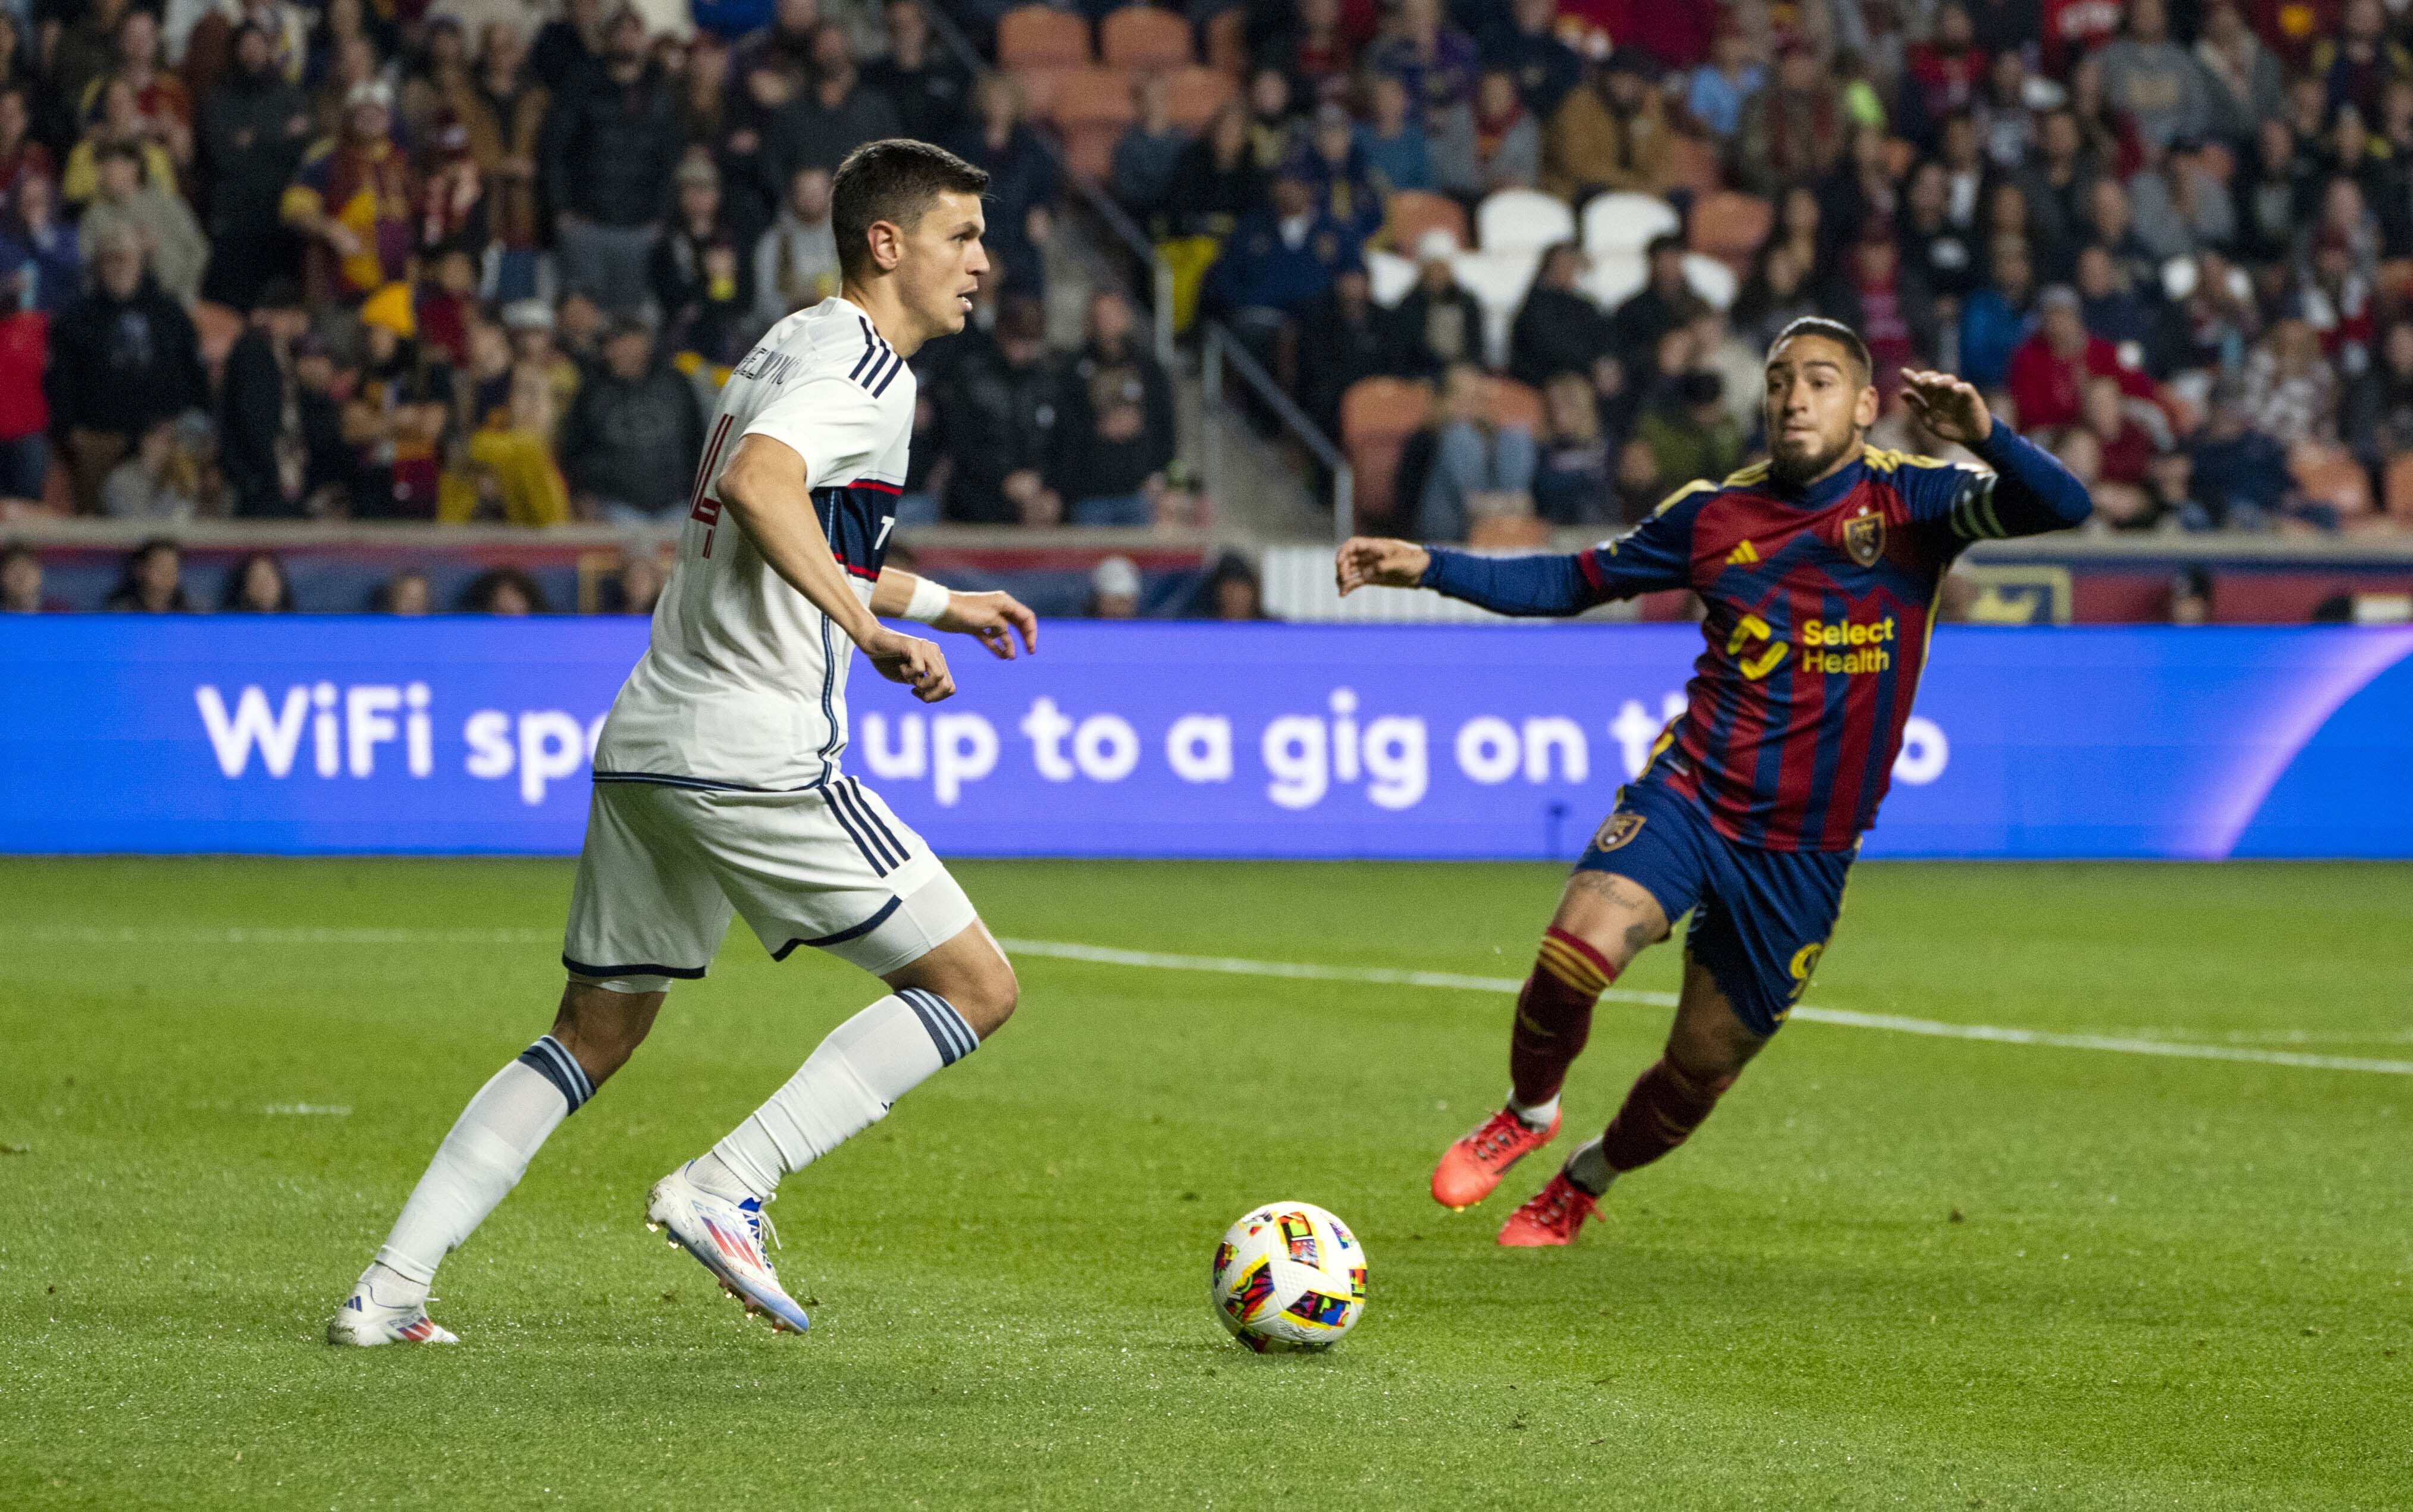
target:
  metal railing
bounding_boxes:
[1199,322,1354,544]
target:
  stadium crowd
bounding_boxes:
[1,0,2410,614]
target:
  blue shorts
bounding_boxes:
[1573,779,1854,1037]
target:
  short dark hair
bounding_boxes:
[831,138,991,282]
[1767,316,1873,386]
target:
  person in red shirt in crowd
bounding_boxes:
[0,87,53,207]
[1902,1,1989,146]
[2246,0,2342,69]
[1556,0,1716,73]
[2080,374,2156,484]
[2007,284,2155,429]
[1844,221,1938,397]
[0,271,47,501]
[2043,0,2123,73]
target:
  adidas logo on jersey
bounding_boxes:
[1726,540,1760,566]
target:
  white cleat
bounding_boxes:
[645,1164,811,1335]
[327,1281,459,1347]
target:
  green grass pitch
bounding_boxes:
[4,857,2409,1508]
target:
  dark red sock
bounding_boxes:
[1508,927,1618,1109]
[1597,1057,1734,1173]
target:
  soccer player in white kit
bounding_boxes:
[330,140,1037,1344]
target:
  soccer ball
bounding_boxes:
[1209,1201,1367,1353]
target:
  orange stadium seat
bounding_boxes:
[1688,190,1773,273]
[1384,190,1467,254]
[1204,6,1246,77]
[1049,65,1138,180]
[1162,64,1236,133]
[1487,377,1544,435]
[1342,376,1433,526]
[1101,5,1192,73]
[1665,132,1722,195]
[1008,65,1073,115]
[997,5,1090,69]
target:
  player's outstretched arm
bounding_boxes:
[872,569,1039,661]
[1901,368,2094,537]
[716,434,955,702]
[1337,535,1600,617]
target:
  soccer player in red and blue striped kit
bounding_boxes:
[1336,318,2093,1246]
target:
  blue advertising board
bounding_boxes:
[2,619,2409,860]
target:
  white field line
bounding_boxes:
[15,926,2410,1075]
[996,939,2413,1078]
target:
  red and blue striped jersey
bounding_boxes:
[1571,440,2058,851]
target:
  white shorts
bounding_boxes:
[562,774,978,990]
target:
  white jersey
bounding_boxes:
[596,296,914,792]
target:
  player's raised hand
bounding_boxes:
[1335,537,1432,597]
[933,588,1039,660]
[1899,369,1995,447]
[863,625,956,702]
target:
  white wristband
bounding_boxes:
[902,575,951,624]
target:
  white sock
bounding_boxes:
[368,1037,593,1297]
[1508,1091,1560,1128]
[698,989,977,1202]
[1564,1135,1618,1197]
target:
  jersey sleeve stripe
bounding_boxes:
[847,318,880,381]
[870,354,906,397]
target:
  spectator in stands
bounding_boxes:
[1974,46,2036,172]
[1543,50,1669,203]
[380,568,431,614]
[1203,551,1265,620]
[1734,239,1843,355]
[1355,73,1431,196]
[2095,0,2210,152]
[1816,123,1901,270]
[1289,102,1384,240]
[2194,2,2284,145]
[1735,40,1845,196]
[1243,67,1301,174]
[2074,243,2152,353]
[542,4,683,315]
[469,20,552,304]
[949,73,1052,297]
[48,226,206,513]
[1368,0,1480,120]
[1900,2,1985,148]
[653,157,753,355]
[1252,0,1355,108]
[461,564,547,613]
[1485,0,1581,122]
[2008,284,2150,432]
[0,281,43,501]
[1610,433,1664,522]
[933,294,1060,525]
[2189,381,2293,527]
[222,280,337,518]
[1844,224,1938,395]
[1416,363,1534,542]
[80,142,208,306]
[1899,160,1980,303]
[764,20,899,177]
[1532,369,1612,525]
[66,76,181,213]
[861,0,966,146]
[1509,241,1612,387]
[2168,566,2213,624]
[105,537,193,611]
[2128,142,2236,263]
[1637,369,1742,496]
[1687,24,1765,143]
[284,81,416,303]
[754,163,840,325]
[1610,234,1709,375]
[0,174,75,315]
[1433,66,1540,198]
[1386,228,1483,377]
[1165,99,1261,241]
[200,23,312,310]
[2344,317,2413,468]
[1089,554,1140,619]
[1111,76,1187,226]
[1960,234,2035,390]
[0,87,52,208]
[1052,291,1176,528]
[101,415,212,519]
[2080,373,2158,488]
[1,542,48,612]
[561,314,707,521]
[2016,106,2098,280]
[1295,263,1389,443]
[221,550,296,611]
[1205,168,1359,341]
[2316,0,2408,124]
[2244,317,2340,446]
[346,284,455,519]
[611,541,669,613]
[531,0,607,94]
[1767,186,1827,294]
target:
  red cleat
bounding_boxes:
[1496,1172,1600,1247]
[1431,1108,1560,1209]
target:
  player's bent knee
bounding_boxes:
[550,980,665,1086]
